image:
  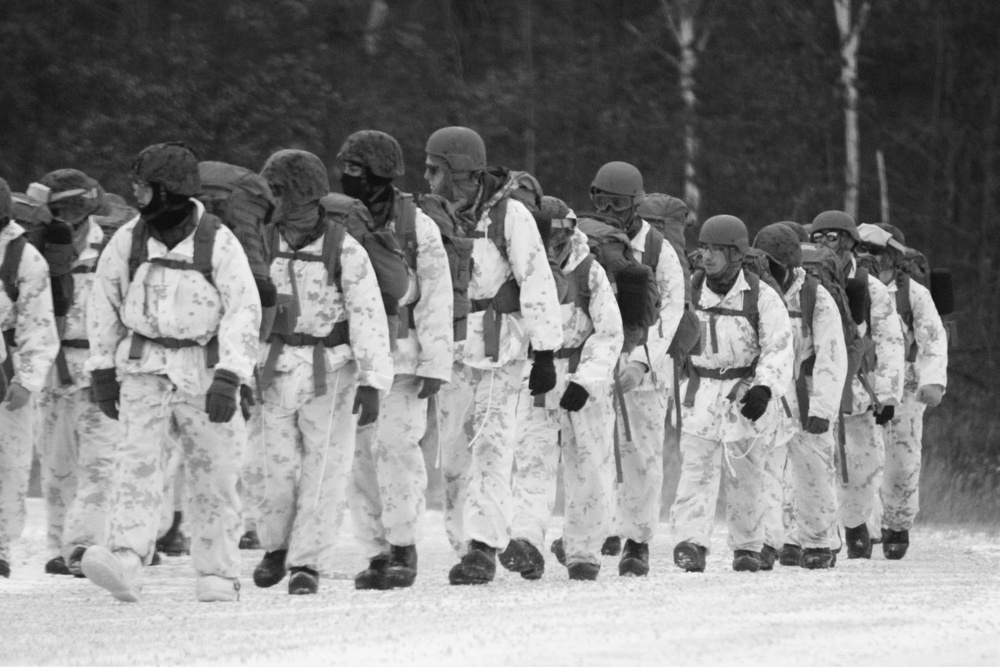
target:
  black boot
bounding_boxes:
[567,562,600,581]
[733,550,762,572]
[288,566,319,595]
[845,524,872,559]
[156,511,189,556]
[448,540,496,585]
[239,530,263,550]
[601,536,622,556]
[778,543,803,567]
[801,547,834,569]
[499,538,544,580]
[67,547,87,578]
[882,529,910,560]
[618,539,649,577]
[673,541,707,572]
[384,545,418,589]
[253,549,288,588]
[550,538,566,566]
[45,556,71,575]
[760,544,779,571]
[0,559,9,578]
[355,554,389,590]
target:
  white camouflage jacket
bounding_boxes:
[463,190,562,369]
[680,269,794,442]
[262,225,393,392]
[0,221,59,392]
[87,201,261,395]
[394,200,454,382]
[560,228,624,395]
[887,276,948,394]
[623,218,685,390]
[848,258,904,414]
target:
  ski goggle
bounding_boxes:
[811,230,841,243]
[590,189,634,213]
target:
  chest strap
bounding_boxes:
[258,320,350,397]
[682,360,757,408]
[469,278,521,362]
[128,333,220,368]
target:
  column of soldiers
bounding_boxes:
[0,125,948,601]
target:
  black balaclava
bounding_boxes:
[141,182,195,249]
[705,246,744,296]
[341,167,394,226]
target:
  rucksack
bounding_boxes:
[196,161,276,282]
[798,243,876,413]
[0,234,27,305]
[418,193,474,340]
[575,214,662,353]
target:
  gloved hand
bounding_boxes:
[528,350,557,396]
[90,368,120,420]
[559,382,590,412]
[739,385,772,422]
[205,369,241,423]
[417,377,443,399]
[353,385,380,426]
[874,404,895,426]
[4,382,30,411]
[617,361,646,393]
[239,384,255,421]
[916,384,944,407]
[804,416,831,434]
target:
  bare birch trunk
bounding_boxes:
[519,0,537,175]
[834,0,868,220]
[877,150,889,224]
[677,11,701,222]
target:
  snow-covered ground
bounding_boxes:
[1,499,998,667]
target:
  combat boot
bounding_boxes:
[844,524,872,559]
[197,575,240,602]
[760,544,779,571]
[882,529,909,560]
[0,559,9,578]
[82,547,142,602]
[601,536,622,556]
[500,538,544,580]
[733,550,762,572]
[567,562,600,581]
[448,540,496,585]
[673,541,707,572]
[801,547,833,569]
[384,545,418,589]
[67,546,87,578]
[355,554,389,590]
[778,543,802,567]
[618,539,649,577]
[239,530,262,550]
[288,566,319,595]
[253,549,288,588]
[45,556,71,575]
[550,538,566,566]
[156,511,190,557]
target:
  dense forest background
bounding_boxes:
[1,0,997,523]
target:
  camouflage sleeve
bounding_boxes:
[626,238,686,373]
[503,199,563,352]
[569,260,624,395]
[910,281,948,389]
[868,278,905,405]
[12,243,59,392]
[753,280,794,396]
[808,284,848,420]
[86,223,133,373]
[212,225,262,384]
[412,212,454,382]
[341,233,393,392]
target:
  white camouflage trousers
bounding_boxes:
[245,363,358,573]
[438,360,525,555]
[0,395,36,562]
[838,411,885,530]
[349,374,429,559]
[880,391,926,532]
[108,374,245,579]
[37,389,120,559]
[614,386,669,544]
[670,433,768,552]
[762,430,839,549]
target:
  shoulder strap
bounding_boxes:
[395,193,419,270]
[486,198,508,262]
[191,214,219,284]
[691,268,705,311]
[572,254,595,314]
[128,219,149,282]
[799,276,819,337]
[0,235,27,303]
[643,226,663,274]
[320,219,346,289]
[743,271,761,332]
[895,271,912,329]
[854,266,872,331]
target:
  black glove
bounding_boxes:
[90,368,120,421]
[803,416,830,434]
[529,350,557,396]
[205,369,240,423]
[739,385,772,422]
[353,385,380,426]
[417,377,443,399]
[874,404,895,426]
[559,382,590,412]
[239,384,255,421]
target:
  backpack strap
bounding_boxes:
[796,275,819,338]
[854,266,873,331]
[642,225,663,276]
[894,270,918,362]
[319,219,345,289]
[484,197,509,262]
[395,193,419,271]
[1,235,27,304]
[555,255,595,373]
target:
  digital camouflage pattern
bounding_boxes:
[87,201,262,393]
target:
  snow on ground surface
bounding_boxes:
[1,499,998,667]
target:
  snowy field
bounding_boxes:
[1,499,998,667]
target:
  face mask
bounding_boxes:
[340,173,369,201]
